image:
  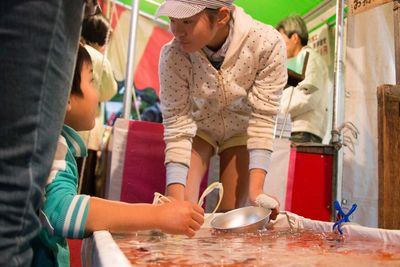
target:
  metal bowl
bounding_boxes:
[210,206,271,233]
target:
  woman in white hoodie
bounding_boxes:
[157,0,287,218]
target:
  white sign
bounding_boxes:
[348,0,392,16]
[308,24,333,70]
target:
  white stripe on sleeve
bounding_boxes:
[62,196,79,237]
[73,196,90,238]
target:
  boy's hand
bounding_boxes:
[156,200,204,237]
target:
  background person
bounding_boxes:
[157,0,287,218]
[78,12,117,197]
[276,15,330,143]
[0,1,85,266]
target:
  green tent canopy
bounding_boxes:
[117,0,325,27]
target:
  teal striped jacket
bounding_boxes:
[32,125,91,267]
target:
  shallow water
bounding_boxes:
[113,228,400,266]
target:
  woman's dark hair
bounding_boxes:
[204,8,219,24]
[204,7,232,27]
[81,13,111,46]
[71,44,92,97]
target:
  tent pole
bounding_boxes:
[330,0,345,218]
[122,0,141,119]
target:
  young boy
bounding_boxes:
[31,45,204,267]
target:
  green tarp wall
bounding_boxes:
[117,0,325,26]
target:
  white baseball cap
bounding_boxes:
[156,0,234,19]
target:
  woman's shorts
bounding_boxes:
[196,130,248,155]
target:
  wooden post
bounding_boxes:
[394,0,400,83]
[378,85,400,229]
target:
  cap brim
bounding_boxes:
[156,0,206,19]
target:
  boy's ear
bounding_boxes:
[66,99,72,112]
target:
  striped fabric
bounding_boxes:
[32,125,90,267]
[45,125,89,240]
[156,0,234,18]
[62,195,90,239]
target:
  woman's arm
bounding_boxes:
[159,42,197,198]
[247,27,288,152]
[246,26,287,216]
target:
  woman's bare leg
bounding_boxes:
[184,136,213,203]
[218,146,249,211]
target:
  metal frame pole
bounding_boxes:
[122,0,141,119]
[330,0,345,219]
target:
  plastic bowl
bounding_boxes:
[210,206,271,233]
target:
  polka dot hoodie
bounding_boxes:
[159,6,288,167]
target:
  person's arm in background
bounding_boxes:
[246,25,288,219]
[280,48,327,118]
[159,42,197,201]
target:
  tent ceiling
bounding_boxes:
[234,0,326,26]
[117,0,326,27]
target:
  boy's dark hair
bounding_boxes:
[81,13,111,46]
[71,44,92,97]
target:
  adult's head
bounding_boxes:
[84,0,101,18]
[156,0,235,53]
[276,15,308,58]
[81,13,111,54]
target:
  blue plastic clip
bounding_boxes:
[332,200,357,235]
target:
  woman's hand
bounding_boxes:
[165,183,185,201]
[248,168,280,220]
[254,193,280,220]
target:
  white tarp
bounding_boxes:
[341,2,395,227]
